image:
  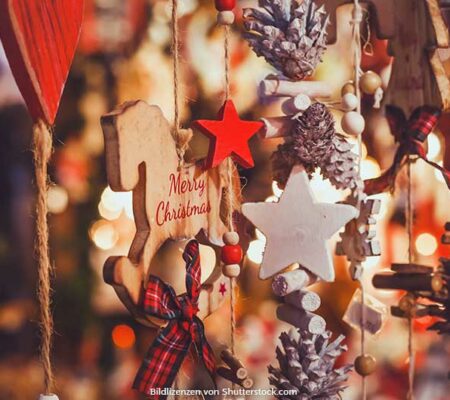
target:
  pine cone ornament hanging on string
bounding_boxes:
[291,103,335,167]
[272,103,361,190]
[243,0,329,80]
[322,134,362,191]
[269,328,352,399]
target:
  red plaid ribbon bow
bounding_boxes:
[133,240,215,398]
[365,105,450,195]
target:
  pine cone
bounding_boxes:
[243,0,329,80]
[269,328,352,399]
[272,103,361,190]
[321,134,362,191]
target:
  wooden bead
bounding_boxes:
[217,11,235,25]
[221,244,243,264]
[215,0,236,11]
[342,111,365,136]
[355,354,377,376]
[398,294,416,317]
[360,71,382,95]
[222,263,241,277]
[341,93,358,111]
[223,231,239,245]
[431,274,444,292]
[341,81,356,96]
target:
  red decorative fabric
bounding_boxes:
[364,106,450,195]
[133,240,215,399]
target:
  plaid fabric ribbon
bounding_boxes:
[133,240,215,399]
[365,105,450,195]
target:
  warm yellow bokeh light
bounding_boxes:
[247,240,265,264]
[100,186,133,220]
[427,132,441,161]
[47,185,69,214]
[265,195,279,203]
[415,233,438,256]
[90,220,119,250]
[360,157,381,180]
[272,181,283,198]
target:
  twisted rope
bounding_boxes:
[33,120,55,394]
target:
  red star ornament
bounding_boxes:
[193,100,264,169]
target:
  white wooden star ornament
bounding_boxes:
[242,166,358,281]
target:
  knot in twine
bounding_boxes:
[174,128,193,163]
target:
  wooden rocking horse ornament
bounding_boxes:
[101,100,231,326]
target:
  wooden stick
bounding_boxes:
[391,263,434,274]
[260,78,332,98]
[272,269,317,297]
[221,349,248,380]
[281,94,312,115]
[260,116,294,139]
[277,304,326,334]
[372,272,443,292]
[217,367,253,388]
[284,290,321,312]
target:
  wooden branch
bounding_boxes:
[391,263,434,274]
[281,94,312,115]
[260,78,332,99]
[217,367,253,389]
[277,304,326,334]
[372,272,443,292]
[220,349,248,380]
[272,269,317,297]
[284,290,321,312]
[260,116,294,139]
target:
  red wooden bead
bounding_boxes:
[215,0,236,11]
[221,245,243,264]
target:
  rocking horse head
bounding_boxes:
[101,100,230,326]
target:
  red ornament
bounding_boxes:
[214,0,236,11]
[193,100,263,169]
[0,0,84,124]
[221,244,243,264]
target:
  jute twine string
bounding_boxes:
[33,120,55,394]
[406,159,415,400]
[223,23,238,397]
[171,0,191,163]
[350,2,368,399]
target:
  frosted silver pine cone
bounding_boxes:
[272,103,361,190]
[243,0,329,80]
[291,103,335,166]
[269,329,352,399]
[322,134,362,191]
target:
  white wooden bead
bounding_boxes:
[39,395,59,400]
[342,111,365,136]
[222,263,240,277]
[223,231,239,245]
[217,11,235,25]
[341,93,358,111]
